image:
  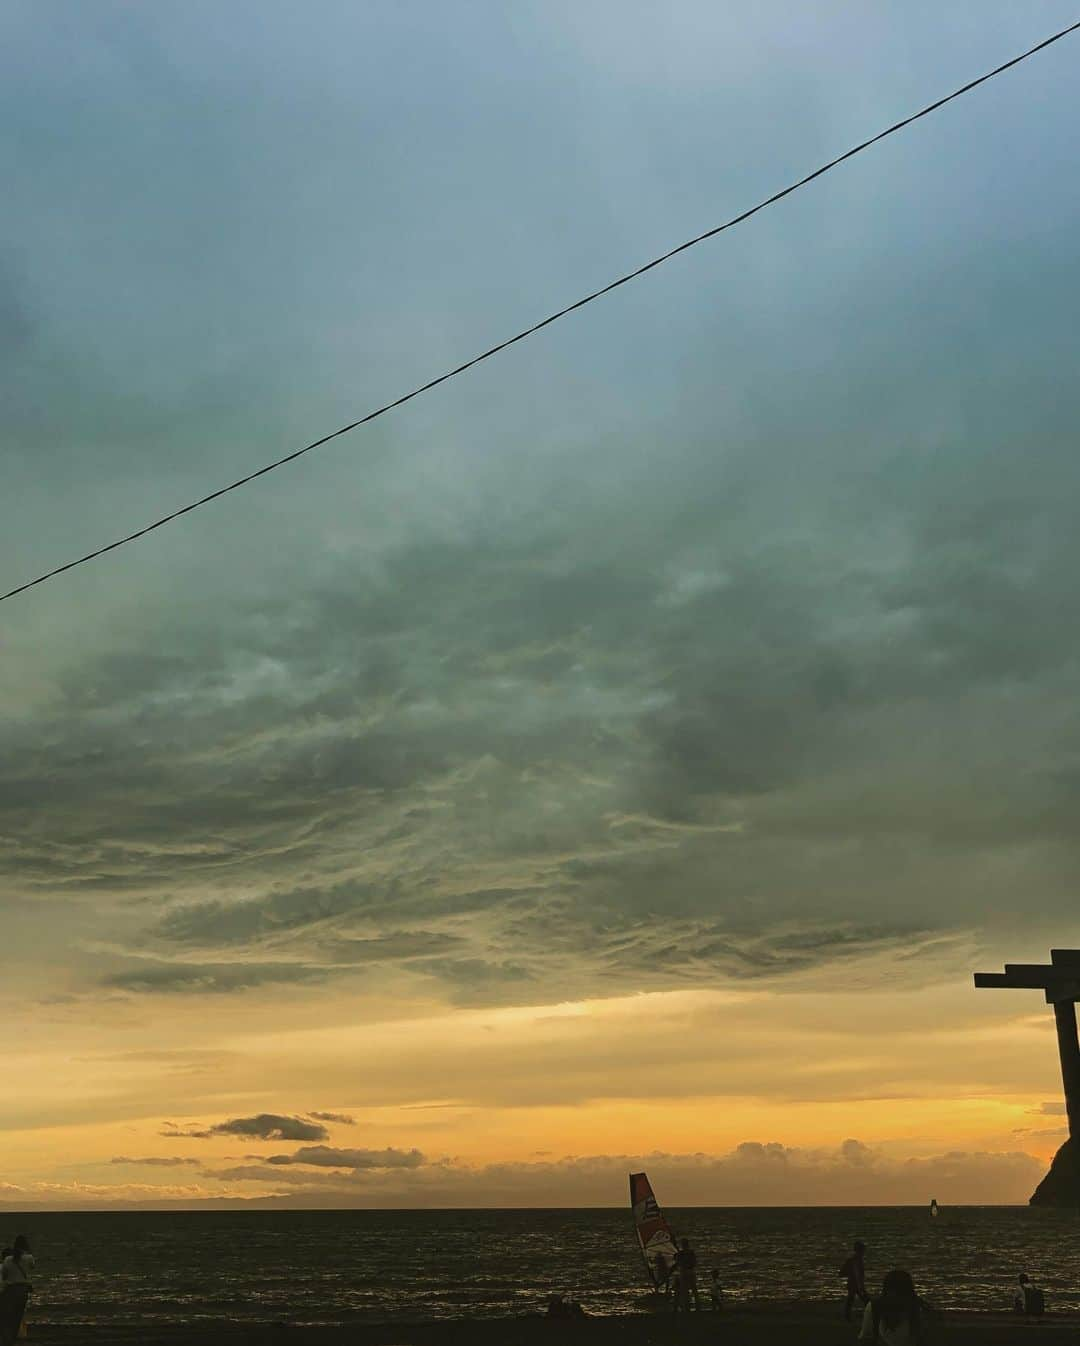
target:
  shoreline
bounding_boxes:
[24,1301,1080,1345]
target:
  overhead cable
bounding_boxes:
[3,16,1078,604]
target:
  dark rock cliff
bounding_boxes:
[1030,1136,1080,1207]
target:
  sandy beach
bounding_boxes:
[24,1302,1080,1346]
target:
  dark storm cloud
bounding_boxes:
[12,475,1080,1007]
[165,1114,329,1142]
[3,0,1080,1013]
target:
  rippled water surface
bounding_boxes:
[8,1206,1080,1326]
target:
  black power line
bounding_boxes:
[4,17,1079,606]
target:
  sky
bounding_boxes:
[2,1,1080,1209]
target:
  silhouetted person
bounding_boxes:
[0,1236,33,1346]
[708,1266,723,1311]
[840,1240,867,1321]
[546,1293,585,1320]
[673,1238,700,1312]
[1013,1273,1045,1319]
[859,1269,928,1344]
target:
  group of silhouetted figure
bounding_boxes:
[0,1236,33,1346]
[841,1242,934,1342]
[642,1233,1051,1337]
[546,1234,1054,1336]
[840,1238,1046,1342]
[653,1239,723,1313]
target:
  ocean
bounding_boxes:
[5,1206,1079,1328]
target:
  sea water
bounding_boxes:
[6,1206,1079,1327]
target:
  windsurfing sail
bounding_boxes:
[629,1171,678,1290]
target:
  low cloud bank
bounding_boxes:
[3,1139,1048,1209]
[264,1146,424,1170]
[203,1139,1043,1208]
[111,1156,201,1168]
[417,1142,1044,1209]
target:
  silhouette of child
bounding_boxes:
[709,1267,723,1311]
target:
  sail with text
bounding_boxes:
[629,1171,678,1290]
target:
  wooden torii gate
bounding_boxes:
[973,948,1080,1142]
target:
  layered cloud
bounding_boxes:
[9,505,1080,1015]
[264,1146,424,1170]
[7,281,1080,1012]
[9,478,1080,1010]
[87,1141,1046,1209]
[111,1156,202,1168]
[423,1143,1046,1209]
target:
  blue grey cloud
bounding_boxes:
[3,1,1080,1014]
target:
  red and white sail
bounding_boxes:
[629,1171,678,1289]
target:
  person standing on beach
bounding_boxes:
[1013,1273,1045,1319]
[859,1268,927,1344]
[673,1238,700,1312]
[840,1240,867,1321]
[708,1266,723,1311]
[0,1236,34,1346]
